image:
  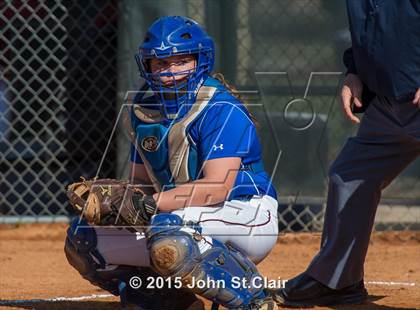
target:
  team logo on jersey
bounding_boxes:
[141,136,158,152]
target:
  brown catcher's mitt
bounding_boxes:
[67,178,157,227]
[67,177,95,213]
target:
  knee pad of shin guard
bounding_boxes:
[149,232,201,277]
[147,213,201,276]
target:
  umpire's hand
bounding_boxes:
[412,88,420,108]
[341,73,363,123]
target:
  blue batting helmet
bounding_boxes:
[135,16,215,119]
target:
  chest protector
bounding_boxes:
[125,85,217,192]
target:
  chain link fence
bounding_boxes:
[1,0,419,231]
[0,0,118,220]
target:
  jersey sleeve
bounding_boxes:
[130,143,144,164]
[198,102,257,161]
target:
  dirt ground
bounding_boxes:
[0,224,419,310]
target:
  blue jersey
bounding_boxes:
[130,77,277,201]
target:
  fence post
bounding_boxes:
[205,0,237,84]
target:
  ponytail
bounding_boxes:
[212,73,261,130]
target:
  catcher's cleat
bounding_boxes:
[211,295,278,310]
[213,295,277,310]
[248,296,278,310]
[271,273,368,307]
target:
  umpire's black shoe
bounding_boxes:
[272,273,368,307]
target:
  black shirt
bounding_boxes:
[344,0,420,102]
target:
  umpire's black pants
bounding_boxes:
[306,96,420,289]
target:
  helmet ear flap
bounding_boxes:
[143,59,151,73]
[135,53,152,77]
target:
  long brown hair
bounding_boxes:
[212,73,260,130]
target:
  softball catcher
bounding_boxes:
[64,16,279,310]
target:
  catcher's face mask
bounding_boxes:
[147,54,197,106]
[149,54,196,87]
[135,15,215,120]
